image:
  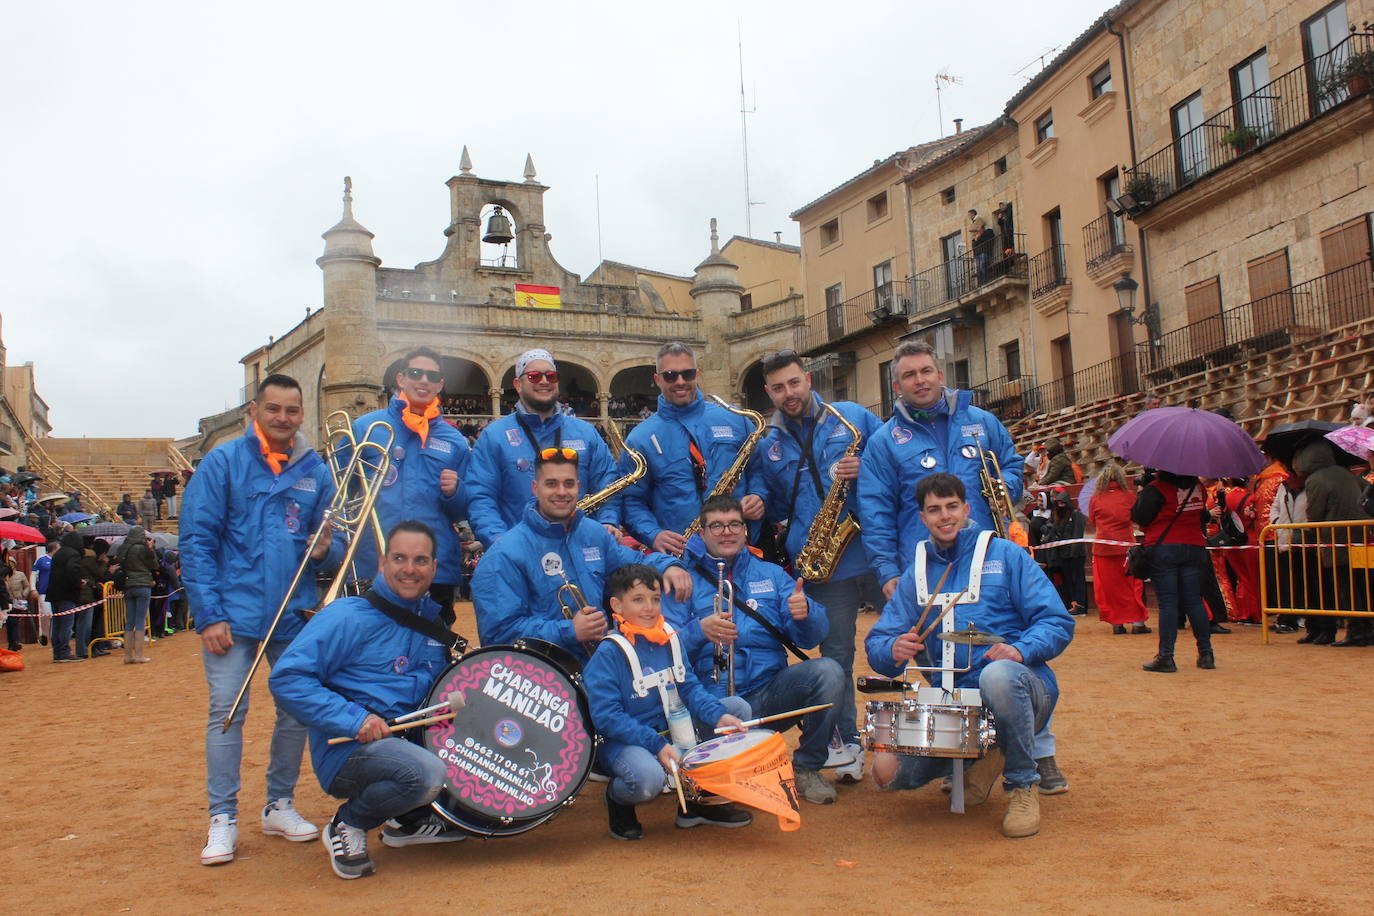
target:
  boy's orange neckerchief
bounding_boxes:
[613,612,671,645]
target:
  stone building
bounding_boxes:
[200,152,804,454]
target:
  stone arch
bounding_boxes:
[500,358,602,418]
[736,357,772,414]
[478,200,519,269]
[609,364,657,418]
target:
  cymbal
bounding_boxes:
[936,624,1005,646]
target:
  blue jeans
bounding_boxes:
[52,600,76,660]
[883,659,1056,791]
[203,639,308,818]
[807,572,884,744]
[124,586,152,636]
[1150,544,1211,657]
[742,657,845,770]
[327,737,447,831]
[608,696,750,806]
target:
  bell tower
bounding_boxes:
[317,176,383,421]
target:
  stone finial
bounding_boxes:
[342,176,354,218]
[709,217,720,252]
[460,145,473,174]
[524,153,538,183]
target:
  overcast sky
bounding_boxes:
[2,0,1109,439]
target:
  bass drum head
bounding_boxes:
[512,637,583,680]
[682,728,774,768]
[416,645,595,837]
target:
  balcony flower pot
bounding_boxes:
[1322,47,1374,100]
[1124,173,1159,205]
[1221,125,1261,153]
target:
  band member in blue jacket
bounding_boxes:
[864,473,1073,839]
[622,342,766,555]
[755,349,882,782]
[464,349,621,547]
[348,347,470,620]
[584,564,750,839]
[662,495,845,806]
[180,374,341,867]
[858,339,1023,600]
[271,521,465,880]
[471,448,692,663]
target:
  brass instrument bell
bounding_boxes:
[482,206,514,245]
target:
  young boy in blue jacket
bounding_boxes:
[584,563,749,840]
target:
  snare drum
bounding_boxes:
[413,643,596,837]
[864,687,995,759]
[679,730,775,804]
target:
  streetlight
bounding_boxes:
[1113,272,1140,319]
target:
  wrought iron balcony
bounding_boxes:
[971,373,1037,420]
[800,279,915,352]
[1082,212,1129,269]
[1021,353,1142,415]
[1124,30,1373,212]
[1029,244,1070,298]
[909,233,1028,314]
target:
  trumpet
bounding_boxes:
[222,421,394,731]
[557,569,599,654]
[969,430,1029,549]
[711,561,736,695]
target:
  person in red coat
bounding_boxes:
[1087,463,1150,634]
[1222,483,1262,623]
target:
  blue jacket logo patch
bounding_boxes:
[506,428,524,448]
[767,441,783,461]
[711,426,735,439]
[564,439,586,450]
[581,546,602,563]
[892,426,912,445]
[290,476,317,492]
[748,579,774,595]
[426,439,452,454]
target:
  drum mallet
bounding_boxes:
[713,703,834,734]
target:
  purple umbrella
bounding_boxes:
[1108,407,1265,478]
[1077,479,1097,515]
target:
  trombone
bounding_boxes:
[221,421,395,731]
[711,561,736,695]
[969,429,1029,549]
[323,409,388,574]
[557,569,599,655]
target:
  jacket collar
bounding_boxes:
[372,575,441,622]
[513,401,561,428]
[240,428,314,471]
[656,390,705,421]
[923,523,980,565]
[521,499,583,537]
[682,532,749,577]
[767,392,823,433]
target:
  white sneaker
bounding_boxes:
[262,798,319,841]
[201,814,238,866]
[823,742,857,769]
[836,743,865,784]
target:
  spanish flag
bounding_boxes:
[514,283,561,309]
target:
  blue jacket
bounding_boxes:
[471,502,681,662]
[856,389,1024,585]
[864,528,1073,697]
[661,535,826,698]
[756,395,882,581]
[181,430,340,641]
[464,407,620,547]
[584,631,727,765]
[269,578,450,792]
[349,399,471,584]
[622,391,765,546]
[34,554,52,594]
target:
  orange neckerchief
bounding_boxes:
[254,423,289,475]
[613,612,672,645]
[400,395,440,445]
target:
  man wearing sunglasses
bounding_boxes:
[471,448,692,662]
[754,349,883,783]
[623,342,766,555]
[348,347,471,623]
[466,349,622,547]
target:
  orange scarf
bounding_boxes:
[613,613,671,645]
[254,422,288,475]
[400,396,440,445]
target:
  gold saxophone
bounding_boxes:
[576,418,646,514]
[794,403,863,582]
[682,395,766,540]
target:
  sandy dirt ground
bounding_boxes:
[3,601,1373,915]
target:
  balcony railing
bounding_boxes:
[802,279,915,351]
[971,373,1037,420]
[1083,212,1128,268]
[1022,353,1142,415]
[1125,30,1373,210]
[1029,244,1070,298]
[1140,259,1374,378]
[909,233,1028,314]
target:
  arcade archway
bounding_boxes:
[500,360,600,417]
[381,355,491,415]
[609,365,656,418]
[737,360,772,414]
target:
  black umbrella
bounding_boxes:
[77,521,131,538]
[1261,420,1360,467]
[12,472,42,485]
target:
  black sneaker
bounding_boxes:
[1111,625,1126,635]
[606,789,643,841]
[380,810,465,847]
[1210,623,1231,634]
[1131,624,1152,634]
[322,816,375,880]
[1068,603,1088,616]
[1197,650,1216,669]
[675,801,753,829]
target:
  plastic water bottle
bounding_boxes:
[663,680,696,756]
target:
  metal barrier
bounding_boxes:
[1257,521,1374,644]
[87,581,150,653]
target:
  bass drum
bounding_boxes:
[414,643,595,837]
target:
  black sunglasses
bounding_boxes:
[403,367,443,383]
[659,368,698,382]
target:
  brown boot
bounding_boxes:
[122,633,136,664]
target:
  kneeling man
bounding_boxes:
[864,474,1073,838]
[271,521,464,879]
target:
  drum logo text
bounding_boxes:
[482,662,571,732]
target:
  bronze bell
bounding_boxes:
[482,206,514,245]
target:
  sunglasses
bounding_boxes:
[659,368,698,383]
[524,370,559,384]
[403,367,443,383]
[539,447,578,460]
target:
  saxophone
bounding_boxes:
[794,402,863,582]
[576,418,646,513]
[682,395,767,540]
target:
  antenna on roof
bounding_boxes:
[934,69,963,138]
[1013,46,1061,80]
[738,22,764,236]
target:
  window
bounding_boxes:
[867,192,889,222]
[739,293,753,312]
[825,283,844,338]
[1002,341,1021,379]
[1171,91,1207,182]
[1089,62,1113,99]
[941,186,957,204]
[994,156,1008,175]
[953,359,971,391]
[1320,216,1374,317]
[878,360,893,418]
[1247,249,1293,337]
[1184,276,1224,354]
[1231,50,1273,138]
[1101,170,1125,248]
[1305,1,1351,113]
[819,218,840,247]
[1034,110,1054,143]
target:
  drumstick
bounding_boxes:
[915,587,970,645]
[667,759,689,814]
[391,700,452,724]
[911,562,954,640]
[713,703,834,734]
[326,711,456,745]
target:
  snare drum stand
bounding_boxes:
[908,602,974,814]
